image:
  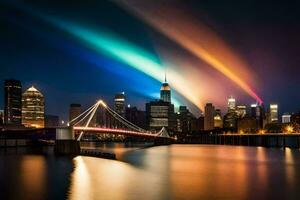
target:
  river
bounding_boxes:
[0,144,300,200]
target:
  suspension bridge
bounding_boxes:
[67,100,174,142]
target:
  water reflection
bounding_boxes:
[284,148,295,187]
[1,145,300,200]
[20,156,47,199]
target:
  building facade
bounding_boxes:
[214,109,223,128]
[227,96,236,111]
[282,114,291,124]
[204,103,215,131]
[22,86,45,128]
[4,79,22,125]
[69,103,81,125]
[269,104,278,122]
[114,92,126,117]
[236,105,247,118]
[146,100,175,131]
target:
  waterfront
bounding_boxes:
[1,144,300,200]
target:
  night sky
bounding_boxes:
[1,0,300,120]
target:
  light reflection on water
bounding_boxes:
[0,145,300,200]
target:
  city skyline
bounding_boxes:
[1,0,300,119]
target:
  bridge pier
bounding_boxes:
[55,127,80,155]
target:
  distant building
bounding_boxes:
[4,79,22,125]
[250,103,265,129]
[204,103,215,131]
[22,86,45,128]
[237,115,257,134]
[69,104,81,125]
[0,110,3,125]
[269,104,278,122]
[236,105,247,118]
[114,92,125,117]
[45,115,59,127]
[214,109,223,128]
[227,96,236,111]
[291,112,300,125]
[125,106,146,129]
[160,74,171,103]
[146,100,175,131]
[282,114,291,124]
[223,111,238,132]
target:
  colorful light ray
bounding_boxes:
[40,16,204,110]
[117,0,263,105]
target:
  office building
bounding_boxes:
[236,105,247,118]
[223,111,238,131]
[291,112,300,125]
[237,115,257,134]
[22,86,45,128]
[282,114,291,124]
[114,92,125,117]
[214,109,223,128]
[250,103,265,129]
[69,104,81,125]
[4,79,22,125]
[160,74,171,103]
[146,100,175,131]
[204,103,215,131]
[227,96,236,111]
[269,104,278,122]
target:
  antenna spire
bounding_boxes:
[164,70,167,83]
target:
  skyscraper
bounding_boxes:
[114,92,125,117]
[269,104,278,122]
[146,100,175,131]
[227,96,236,111]
[69,104,81,125]
[204,103,215,131]
[22,86,45,128]
[160,74,171,103]
[4,79,22,125]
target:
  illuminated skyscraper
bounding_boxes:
[22,86,45,128]
[160,74,171,103]
[204,103,215,131]
[227,96,236,111]
[269,104,278,122]
[114,92,125,117]
[4,79,22,125]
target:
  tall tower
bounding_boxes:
[204,103,215,131]
[160,73,171,103]
[22,86,45,128]
[114,92,126,117]
[4,79,22,125]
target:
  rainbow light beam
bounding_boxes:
[39,16,204,110]
[117,0,263,105]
